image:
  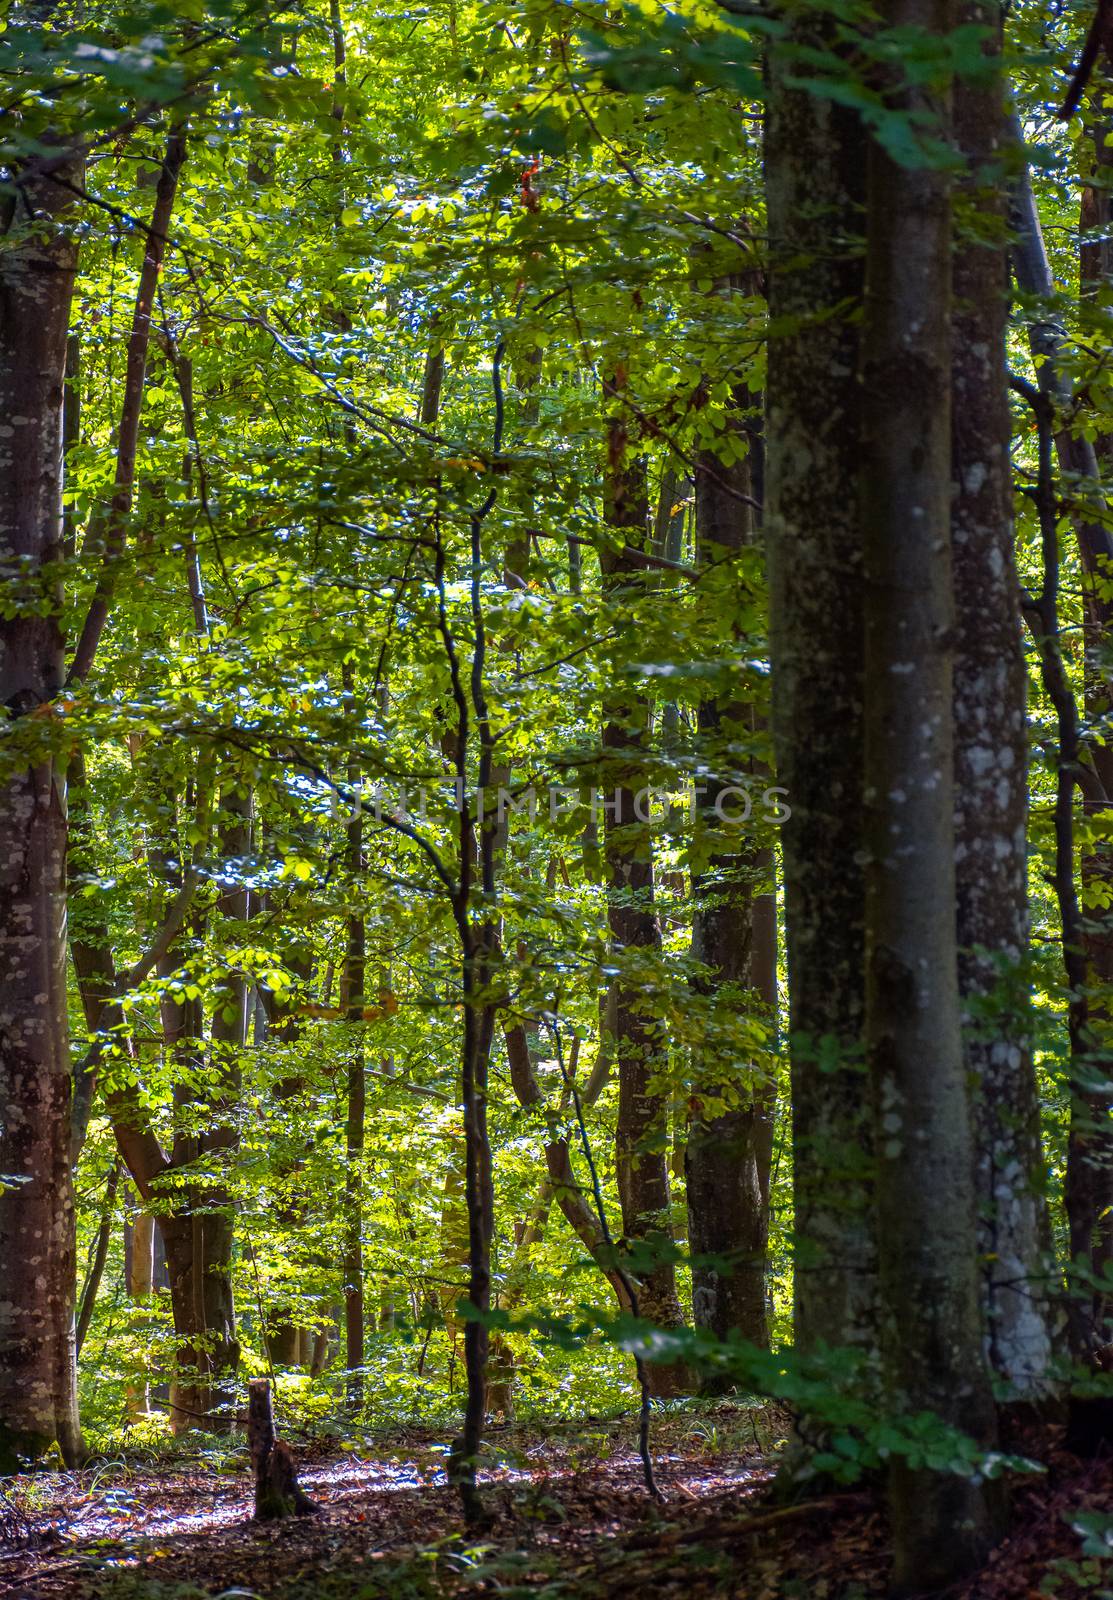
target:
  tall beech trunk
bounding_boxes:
[686,295,775,1351]
[764,28,875,1358]
[951,2,1053,1396]
[861,5,998,1583]
[601,377,688,1396]
[0,146,83,1470]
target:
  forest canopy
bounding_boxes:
[1,0,1112,1594]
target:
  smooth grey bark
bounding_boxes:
[951,3,1053,1397]
[861,2,998,1582]
[764,27,876,1359]
[0,147,83,1470]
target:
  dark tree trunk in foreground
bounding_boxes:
[0,148,83,1471]
[601,376,689,1396]
[764,28,875,1359]
[687,300,775,1352]
[952,1,1052,1397]
[861,4,999,1583]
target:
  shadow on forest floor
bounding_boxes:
[0,1409,1108,1599]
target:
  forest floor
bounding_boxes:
[0,1407,1109,1600]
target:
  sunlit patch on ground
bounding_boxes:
[0,1413,1106,1599]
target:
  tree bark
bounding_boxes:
[861,4,998,1581]
[951,2,1053,1397]
[764,24,876,1358]
[0,143,83,1471]
[686,288,775,1353]
[601,376,689,1396]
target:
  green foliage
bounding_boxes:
[0,0,1094,1501]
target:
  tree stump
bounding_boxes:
[247,1379,318,1520]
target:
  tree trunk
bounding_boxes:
[764,23,875,1358]
[861,5,998,1582]
[0,145,83,1471]
[951,1,1053,1398]
[601,377,689,1396]
[343,806,366,1408]
[686,291,775,1353]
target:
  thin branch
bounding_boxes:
[68,124,189,686]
